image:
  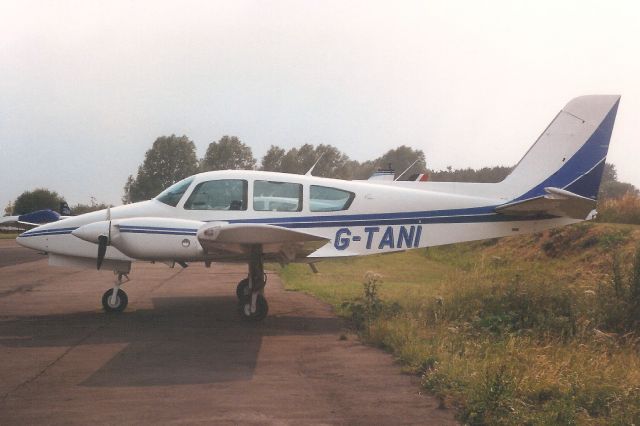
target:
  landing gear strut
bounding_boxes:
[237,245,269,321]
[102,272,129,313]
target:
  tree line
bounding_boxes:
[121,134,428,203]
[4,134,637,215]
[122,134,637,203]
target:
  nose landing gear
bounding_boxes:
[237,245,269,321]
[102,272,129,313]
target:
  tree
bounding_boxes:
[279,144,316,175]
[260,145,286,172]
[123,135,199,203]
[71,197,111,215]
[308,144,354,179]
[352,145,426,179]
[376,146,426,178]
[4,201,13,216]
[429,165,513,183]
[13,189,66,215]
[122,175,135,204]
[599,163,638,199]
[266,144,354,179]
[201,136,256,171]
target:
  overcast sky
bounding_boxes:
[1,0,639,210]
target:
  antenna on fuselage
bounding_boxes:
[394,159,420,181]
[305,152,325,176]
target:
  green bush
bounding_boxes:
[423,276,578,338]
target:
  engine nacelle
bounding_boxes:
[110,217,205,261]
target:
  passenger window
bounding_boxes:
[254,181,302,212]
[184,179,247,210]
[156,177,194,207]
[310,185,355,212]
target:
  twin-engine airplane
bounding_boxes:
[17,95,620,321]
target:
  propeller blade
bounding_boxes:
[97,235,108,270]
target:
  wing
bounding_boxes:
[495,187,596,220]
[0,216,41,230]
[0,210,62,230]
[197,222,329,262]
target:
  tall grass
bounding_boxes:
[281,224,640,424]
[598,193,640,225]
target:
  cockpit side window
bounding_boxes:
[253,180,302,212]
[310,185,355,212]
[183,179,248,210]
[155,177,195,207]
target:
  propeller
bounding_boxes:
[96,207,112,270]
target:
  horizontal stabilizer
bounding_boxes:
[495,187,596,220]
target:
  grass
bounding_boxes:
[279,223,640,424]
[598,193,640,225]
[0,232,20,239]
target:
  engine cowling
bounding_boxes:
[74,217,206,261]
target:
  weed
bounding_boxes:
[341,272,400,333]
[462,365,516,425]
[596,245,640,332]
[598,193,640,225]
[598,228,631,249]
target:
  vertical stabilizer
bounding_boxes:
[500,95,620,202]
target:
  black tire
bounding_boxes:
[237,294,269,321]
[102,288,128,313]
[236,278,250,300]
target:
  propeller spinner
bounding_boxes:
[71,207,112,270]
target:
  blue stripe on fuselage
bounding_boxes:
[226,205,498,225]
[119,229,197,236]
[20,227,77,237]
[18,205,554,239]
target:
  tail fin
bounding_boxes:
[501,95,620,202]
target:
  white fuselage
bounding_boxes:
[16,170,578,271]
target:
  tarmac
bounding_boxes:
[0,239,455,425]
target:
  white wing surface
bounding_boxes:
[197,222,329,260]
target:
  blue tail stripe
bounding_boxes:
[513,101,618,202]
[564,159,607,199]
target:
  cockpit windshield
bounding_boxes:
[155,177,194,207]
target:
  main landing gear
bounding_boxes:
[102,272,129,313]
[236,245,269,321]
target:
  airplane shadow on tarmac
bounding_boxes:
[0,295,341,387]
